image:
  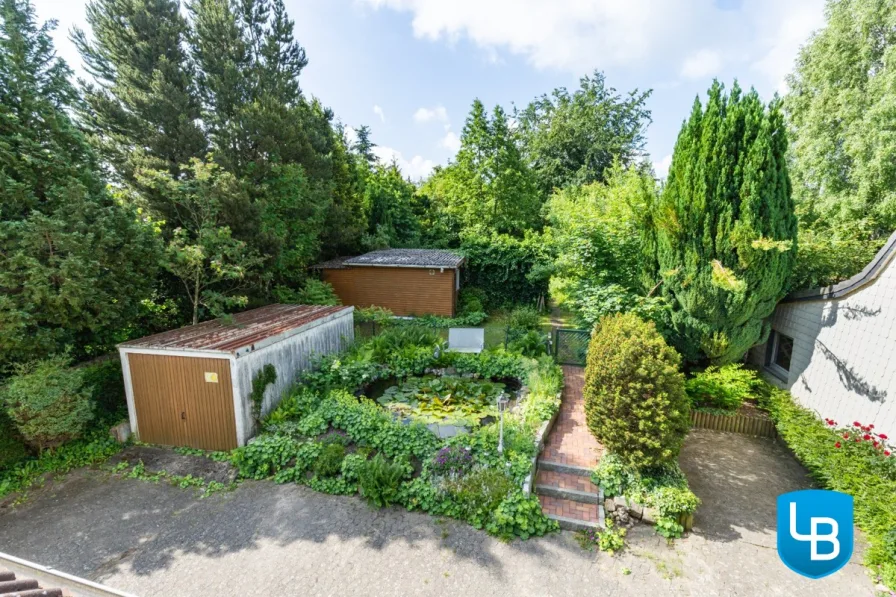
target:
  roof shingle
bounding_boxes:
[118,304,350,353]
[314,249,464,269]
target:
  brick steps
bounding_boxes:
[535,462,604,530]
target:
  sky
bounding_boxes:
[33,0,827,180]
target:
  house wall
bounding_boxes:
[322,266,456,317]
[748,240,896,438]
[230,310,354,445]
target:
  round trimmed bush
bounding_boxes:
[584,313,689,468]
[1,357,95,451]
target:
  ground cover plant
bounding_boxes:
[761,386,896,590]
[231,331,564,540]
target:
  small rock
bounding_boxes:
[629,501,643,520]
[604,498,616,513]
[614,495,628,511]
[110,421,131,444]
[642,507,657,525]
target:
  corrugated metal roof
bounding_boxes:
[315,249,465,269]
[119,304,350,353]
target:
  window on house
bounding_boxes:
[766,330,794,379]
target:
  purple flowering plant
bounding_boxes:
[430,445,474,477]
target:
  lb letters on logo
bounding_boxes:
[777,489,854,579]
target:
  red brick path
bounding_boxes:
[537,366,604,524]
[538,495,599,522]
[540,366,603,468]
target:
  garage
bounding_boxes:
[118,304,353,450]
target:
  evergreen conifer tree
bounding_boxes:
[655,81,797,364]
[0,0,159,365]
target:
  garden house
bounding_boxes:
[313,249,465,317]
[118,304,354,451]
[749,230,896,438]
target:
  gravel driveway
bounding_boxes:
[0,430,876,596]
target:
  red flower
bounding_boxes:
[853,421,862,427]
[843,433,850,439]
[868,424,875,429]
[855,438,861,442]
[879,434,889,440]
[885,450,892,457]
[835,442,842,448]
[873,441,880,448]
[863,434,872,441]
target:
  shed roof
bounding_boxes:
[313,249,464,269]
[119,304,350,354]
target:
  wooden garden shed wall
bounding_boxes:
[322,266,456,317]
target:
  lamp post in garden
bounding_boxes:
[497,392,510,454]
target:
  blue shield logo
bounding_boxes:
[777,489,853,579]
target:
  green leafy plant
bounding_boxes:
[443,467,515,528]
[313,443,346,477]
[485,491,558,540]
[685,364,760,411]
[232,434,299,479]
[250,364,277,426]
[507,330,547,357]
[357,454,410,507]
[506,306,542,332]
[584,313,690,468]
[2,357,95,451]
[297,279,341,306]
[354,306,395,326]
[458,287,486,315]
[591,453,699,540]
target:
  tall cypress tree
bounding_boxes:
[0,0,159,365]
[73,0,207,215]
[655,81,797,364]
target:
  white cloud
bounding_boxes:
[373,145,435,180]
[413,105,449,123]
[360,0,826,92]
[680,49,722,79]
[440,131,461,153]
[653,154,672,179]
[373,105,386,122]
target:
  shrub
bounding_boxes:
[80,358,127,420]
[354,305,394,326]
[249,364,277,425]
[458,287,486,314]
[685,364,760,411]
[444,467,515,526]
[0,411,28,471]
[761,387,896,589]
[506,306,542,332]
[299,279,341,306]
[459,231,551,310]
[357,454,410,507]
[507,330,547,357]
[2,357,95,451]
[591,453,700,539]
[485,492,558,540]
[430,446,474,477]
[584,313,689,468]
[313,443,346,477]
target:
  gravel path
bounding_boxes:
[0,431,876,596]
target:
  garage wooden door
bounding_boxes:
[127,354,238,451]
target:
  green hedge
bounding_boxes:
[761,387,896,589]
[459,231,551,310]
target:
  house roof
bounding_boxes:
[313,249,465,269]
[784,229,896,303]
[118,304,351,354]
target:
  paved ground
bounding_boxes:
[0,430,876,596]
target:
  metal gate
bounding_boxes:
[552,328,590,366]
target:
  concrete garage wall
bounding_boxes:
[748,232,896,438]
[231,309,354,445]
